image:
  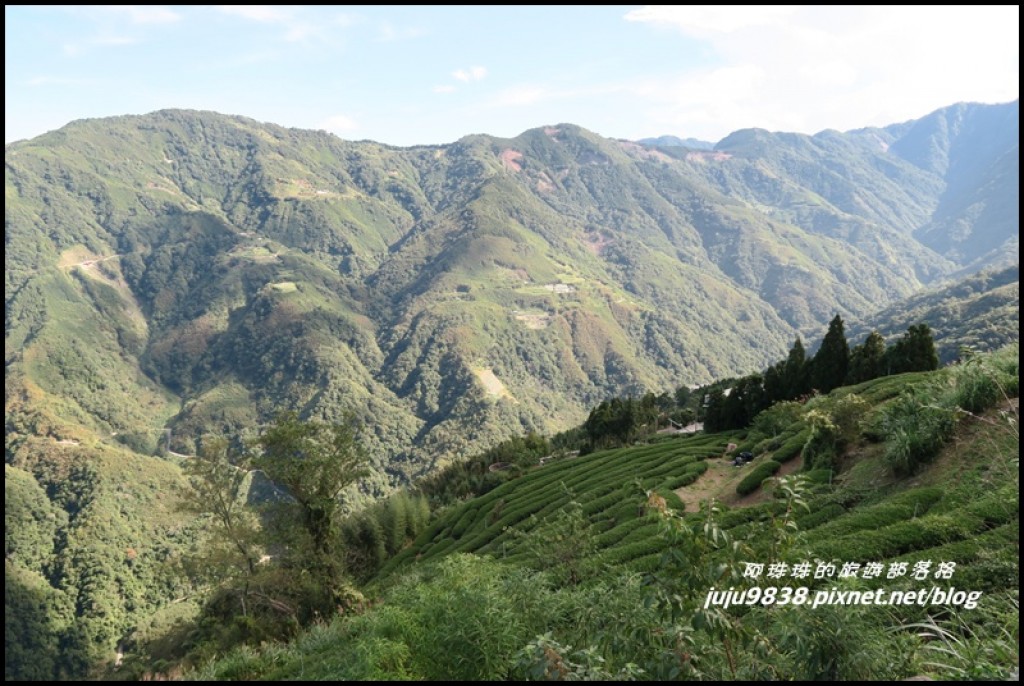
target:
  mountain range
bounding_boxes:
[4,100,1019,680]
[5,100,1019,491]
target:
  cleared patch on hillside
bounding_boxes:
[686,150,733,162]
[543,283,576,294]
[582,231,614,256]
[474,367,516,401]
[499,149,523,172]
[513,311,551,329]
[57,245,101,269]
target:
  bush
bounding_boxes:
[794,502,844,530]
[736,460,782,496]
[808,487,944,539]
[880,391,956,474]
[803,469,835,485]
[772,429,810,464]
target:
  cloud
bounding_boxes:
[452,66,487,83]
[378,21,426,42]
[622,6,1019,140]
[215,5,331,43]
[215,5,290,23]
[319,115,358,134]
[94,5,181,24]
[433,85,457,94]
[624,6,797,34]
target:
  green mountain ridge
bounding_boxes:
[4,102,1019,679]
[5,103,1019,490]
[846,264,1019,363]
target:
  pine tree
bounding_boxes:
[702,388,728,432]
[846,331,887,383]
[888,324,939,373]
[811,315,850,393]
[782,338,810,399]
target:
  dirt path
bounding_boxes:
[674,458,736,513]
[675,455,805,512]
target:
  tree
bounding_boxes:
[703,388,728,432]
[811,315,850,394]
[763,361,786,404]
[254,412,370,579]
[887,324,939,374]
[180,437,262,615]
[783,338,810,399]
[846,331,887,384]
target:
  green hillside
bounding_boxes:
[4,103,1019,679]
[6,104,1018,491]
[187,346,1019,681]
[847,265,1019,363]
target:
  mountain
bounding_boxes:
[636,135,715,149]
[847,265,1019,364]
[5,103,1019,491]
[4,102,1019,678]
[889,100,1019,271]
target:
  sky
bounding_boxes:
[5,5,1020,146]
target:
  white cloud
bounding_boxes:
[624,5,797,34]
[623,6,1019,140]
[319,115,358,134]
[433,85,457,94]
[95,5,181,24]
[215,6,331,43]
[215,6,290,23]
[453,65,487,83]
[378,22,426,42]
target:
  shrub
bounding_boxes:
[804,469,835,485]
[772,429,810,464]
[808,487,943,539]
[880,391,956,475]
[736,460,782,496]
[794,502,844,530]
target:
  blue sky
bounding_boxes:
[5,6,1019,145]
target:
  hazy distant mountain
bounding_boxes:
[636,135,715,149]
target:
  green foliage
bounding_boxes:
[4,106,1021,679]
[881,391,956,475]
[846,331,887,384]
[782,338,811,399]
[810,314,850,393]
[250,411,370,610]
[887,324,940,374]
[255,412,370,565]
[881,347,1018,475]
[736,460,783,496]
[751,401,804,438]
[178,437,262,614]
[772,428,810,464]
[514,633,645,681]
[847,266,1019,365]
[807,487,944,539]
[339,492,431,580]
